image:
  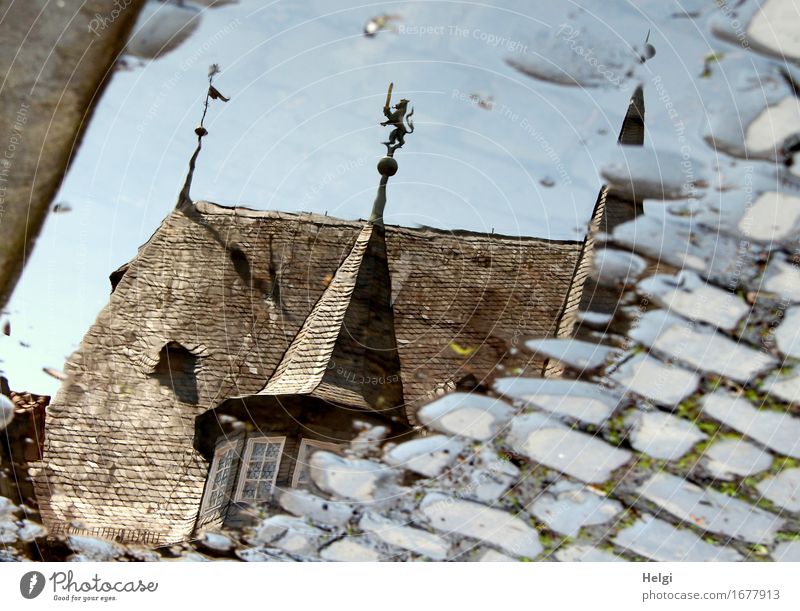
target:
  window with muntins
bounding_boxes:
[201,441,239,515]
[235,436,285,502]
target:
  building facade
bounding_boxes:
[30,88,645,545]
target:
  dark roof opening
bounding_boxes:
[151,342,200,404]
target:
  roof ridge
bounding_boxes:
[191,200,583,244]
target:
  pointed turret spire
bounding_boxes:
[250,222,406,421]
[617,84,645,146]
[551,75,652,351]
[617,30,652,146]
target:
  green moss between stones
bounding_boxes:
[743,543,772,560]
[603,410,630,447]
[776,531,800,541]
[676,396,702,421]
[676,436,716,471]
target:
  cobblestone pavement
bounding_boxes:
[3,0,800,562]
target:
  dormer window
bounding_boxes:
[235,436,285,503]
[193,394,401,534]
[198,431,350,525]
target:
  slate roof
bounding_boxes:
[571,84,646,341]
[32,202,585,543]
[31,83,648,544]
[257,222,406,420]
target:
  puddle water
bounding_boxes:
[0,0,787,394]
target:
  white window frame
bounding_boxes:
[234,436,286,503]
[291,438,342,488]
[200,440,240,516]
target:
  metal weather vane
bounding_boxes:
[380,82,415,156]
[370,83,415,225]
[179,64,231,207]
[195,64,230,138]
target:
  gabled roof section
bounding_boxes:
[36,203,582,543]
[553,84,647,352]
[254,222,405,419]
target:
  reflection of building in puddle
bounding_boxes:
[29,78,647,546]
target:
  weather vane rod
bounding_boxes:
[178,64,230,208]
[370,83,414,225]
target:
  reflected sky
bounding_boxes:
[2,0,718,394]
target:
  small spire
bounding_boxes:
[618,32,653,146]
[618,84,645,146]
[370,83,414,225]
[178,64,230,208]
